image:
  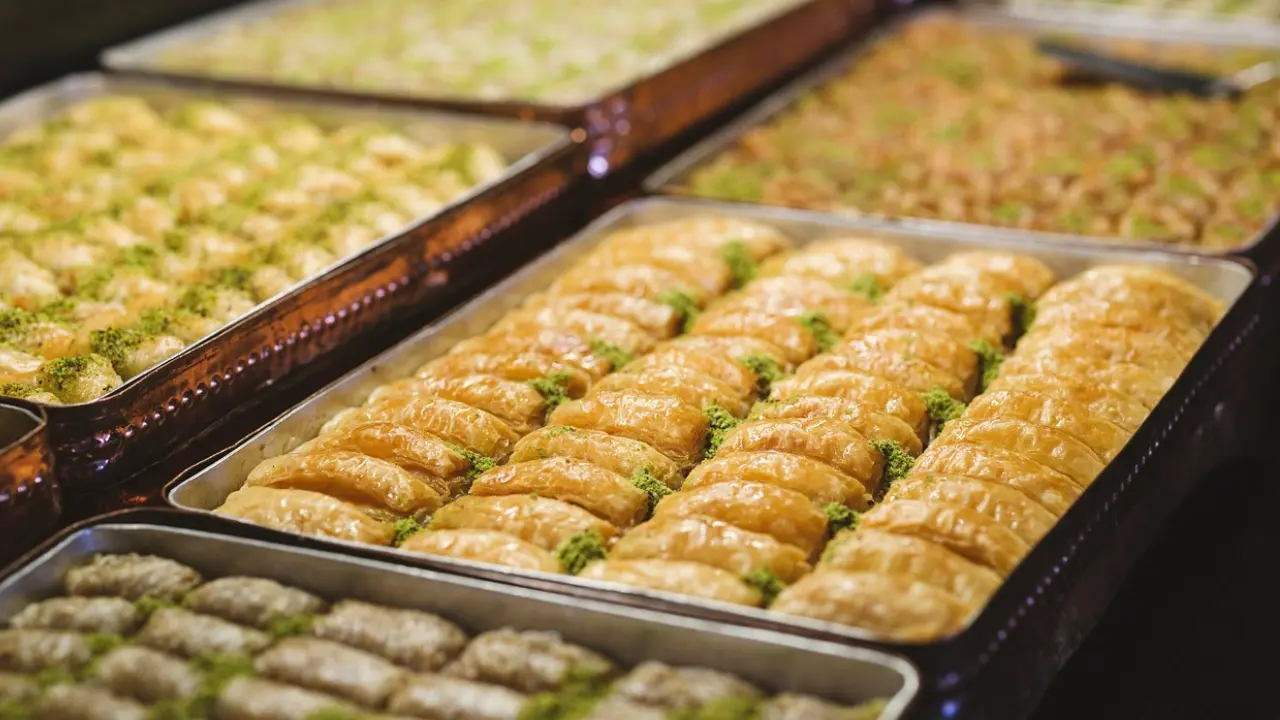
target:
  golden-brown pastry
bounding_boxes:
[1016,324,1195,378]
[757,238,923,289]
[602,216,791,262]
[940,251,1056,299]
[550,263,708,307]
[912,443,1081,516]
[748,395,923,456]
[447,326,613,379]
[714,276,873,333]
[771,370,929,439]
[626,342,759,400]
[885,474,1058,545]
[820,529,1001,607]
[933,418,1105,488]
[244,450,445,521]
[398,529,561,574]
[1039,266,1223,334]
[416,352,592,399]
[589,366,752,418]
[509,426,683,490]
[796,346,969,401]
[428,495,617,551]
[860,499,1030,576]
[548,390,710,469]
[683,450,871,511]
[578,242,734,296]
[215,487,394,545]
[368,374,549,436]
[670,335,796,373]
[963,390,1131,461]
[690,309,817,365]
[885,266,1020,343]
[610,514,812,583]
[522,292,684,340]
[715,418,881,494]
[490,308,656,358]
[468,457,649,529]
[289,421,469,499]
[771,570,971,641]
[997,356,1173,409]
[845,303,988,346]
[578,559,762,607]
[841,329,978,388]
[322,395,520,461]
[987,373,1148,433]
[653,480,829,558]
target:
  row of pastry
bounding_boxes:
[0,552,886,719]
[216,216,801,551]
[770,265,1223,639]
[217,216,1017,586]
[577,247,1057,606]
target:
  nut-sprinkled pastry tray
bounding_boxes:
[645,5,1280,255]
[166,197,1260,717]
[102,0,865,174]
[0,72,580,488]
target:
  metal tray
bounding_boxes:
[102,0,867,176]
[0,399,57,568]
[0,508,920,720]
[0,72,581,489]
[644,4,1280,256]
[963,0,1280,46]
[166,197,1259,712]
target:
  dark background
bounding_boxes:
[5,1,1275,717]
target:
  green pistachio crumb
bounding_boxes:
[446,443,497,482]
[545,426,579,438]
[517,665,612,720]
[268,614,316,639]
[90,327,144,372]
[869,440,914,497]
[921,387,966,435]
[392,518,424,547]
[529,371,573,414]
[0,699,30,719]
[135,596,175,620]
[33,668,75,689]
[846,273,884,302]
[655,289,701,334]
[741,568,785,607]
[555,530,608,575]
[0,308,34,342]
[968,338,1005,392]
[823,503,859,537]
[630,466,672,516]
[0,382,42,399]
[85,633,125,656]
[719,240,757,288]
[796,311,838,352]
[702,403,742,460]
[587,337,635,370]
[737,355,785,397]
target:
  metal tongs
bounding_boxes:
[1037,38,1278,98]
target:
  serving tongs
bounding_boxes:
[1037,38,1278,97]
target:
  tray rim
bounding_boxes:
[101,0,826,117]
[0,70,578,410]
[642,2,1280,256]
[164,196,1256,661]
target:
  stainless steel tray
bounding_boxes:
[0,399,57,567]
[101,0,863,175]
[0,509,920,719]
[0,72,580,488]
[962,0,1280,46]
[167,197,1256,708]
[644,4,1280,255]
